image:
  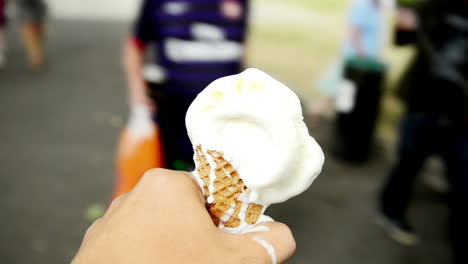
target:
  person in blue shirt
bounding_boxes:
[123,0,250,170]
[345,0,386,58]
[310,0,387,124]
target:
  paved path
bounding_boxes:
[45,0,138,21]
[0,19,450,264]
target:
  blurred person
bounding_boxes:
[310,0,390,122]
[312,0,391,161]
[123,0,250,171]
[378,0,468,263]
[0,0,6,67]
[73,169,296,263]
[16,0,47,69]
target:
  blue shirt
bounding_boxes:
[344,0,383,58]
[134,0,249,95]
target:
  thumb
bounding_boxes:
[241,219,296,264]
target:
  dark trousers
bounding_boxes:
[334,61,385,162]
[380,112,468,264]
[151,88,196,171]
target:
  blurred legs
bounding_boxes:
[381,113,434,220]
[0,28,5,66]
[443,134,468,264]
[21,22,44,69]
[378,113,439,245]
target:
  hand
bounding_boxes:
[129,84,157,113]
[306,98,334,128]
[350,27,366,57]
[72,169,296,264]
[397,8,418,31]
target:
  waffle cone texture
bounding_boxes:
[194,146,263,228]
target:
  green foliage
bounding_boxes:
[85,203,106,222]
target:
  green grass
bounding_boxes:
[249,24,342,99]
[248,1,348,100]
[263,0,351,13]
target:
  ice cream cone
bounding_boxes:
[194,146,264,229]
[187,69,324,231]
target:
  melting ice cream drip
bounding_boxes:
[254,236,277,264]
[203,149,217,204]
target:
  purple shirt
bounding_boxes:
[134,0,249,95]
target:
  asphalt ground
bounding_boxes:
[0,19,450,264]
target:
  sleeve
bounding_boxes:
[133,0,158,44]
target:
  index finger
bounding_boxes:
[234,221,296,264]
[133,168,205,207]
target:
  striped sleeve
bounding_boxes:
[133,0,159,43]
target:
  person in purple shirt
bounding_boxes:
[123,0,250,170]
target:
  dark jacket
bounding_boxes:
[396,0,468,127]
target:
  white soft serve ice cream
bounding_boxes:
[186,68,324,206]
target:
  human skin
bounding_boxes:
[21,22,45,70]
[122,39,155,110]
[72,169,296,264]
[396,8,418,31]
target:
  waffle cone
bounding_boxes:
[194,146,263,228]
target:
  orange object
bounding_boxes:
[113,105,165,198]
